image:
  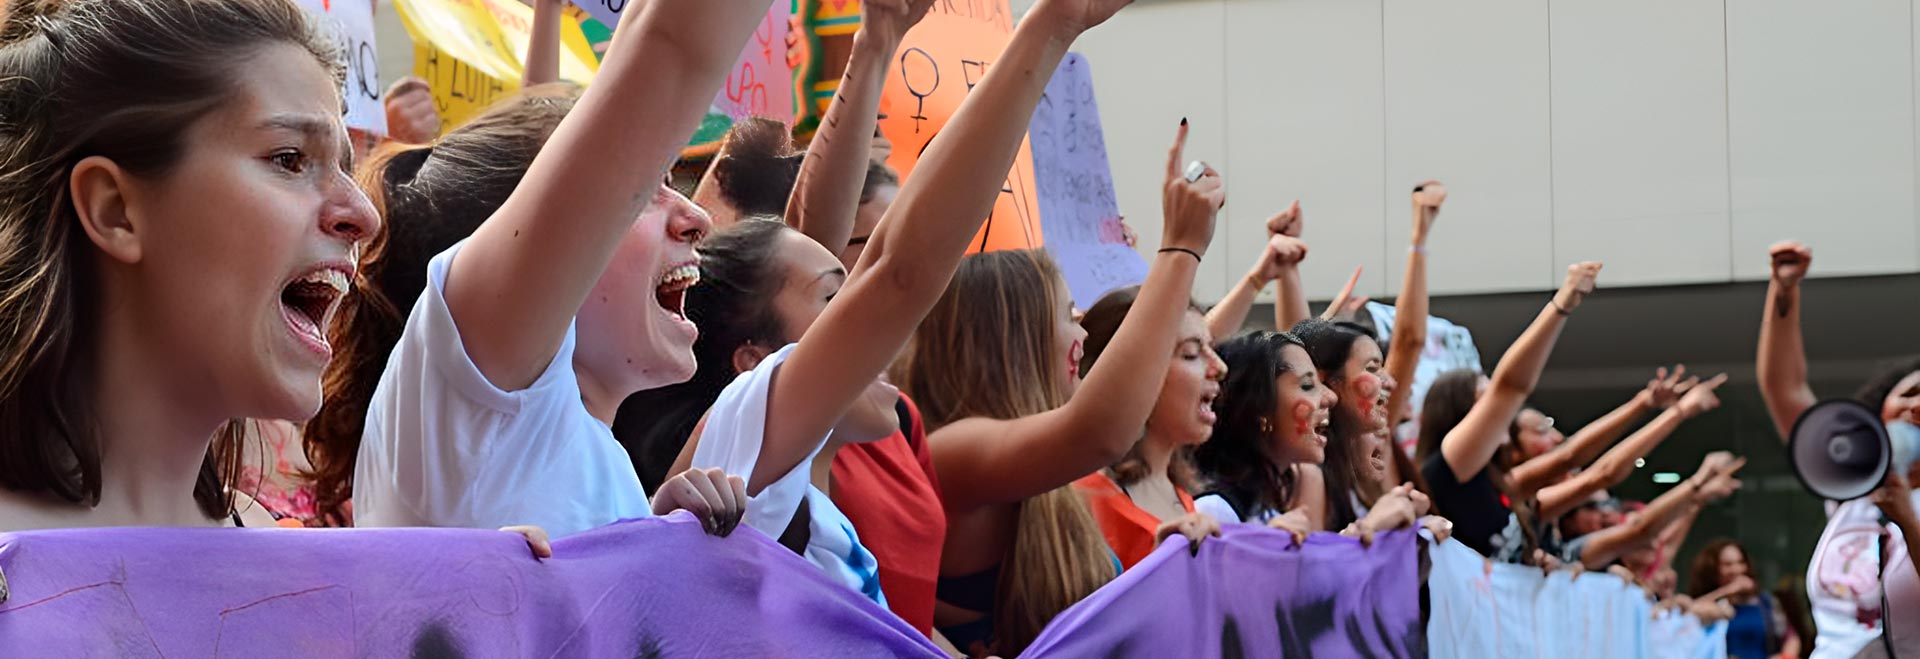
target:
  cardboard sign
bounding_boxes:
[296,0,385,135]
[1029,54,1147,308]
[392,0,600,133]
[878,1,1042,253]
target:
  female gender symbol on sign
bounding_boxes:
[899,47,939,132]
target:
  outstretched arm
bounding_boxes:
[522,0,563,87]
[1438,262,1602,483]
[1207,202,1304,338]
[444,0,773,390]
[758,0,1142,497]
[1757,241,1817,440]
[1575,454,1743,569]
[784,0,927,257]
[1384,182,1443,425]
[931,119,1220,512]
[1537,376,1724,519]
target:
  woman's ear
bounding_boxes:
[70,155,144,265]
[731,342,773,376]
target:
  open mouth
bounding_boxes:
[1199,391,1218,424]
[655,262,699,320]
[1312,415,1332,443]
[281,266,350,356]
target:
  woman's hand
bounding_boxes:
[1410,180,1445,245]
[1874,469,1920,530]
[382,76,440,145]
[1345,483,1419,547]
[1553,261,1603,313]
[499,525,553,559]
[1157,122,1224,259]
[653,467,748,537]
[1769,240,1812,288]
[1155,512,1223,555]
[1420,515,1455,543]
[1268,510,1313,546]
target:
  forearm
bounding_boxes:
[522,0,563,86]
[1383,246,1428,424]
[1757,279,1815,439]
[787,29,896,256]
[1207,269,1268,340]
[1272,267,1308,331]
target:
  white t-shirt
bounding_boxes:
[1195,493,1279,525]
[690,344,885,606]
[1807,493,1920,659]
[353,241,652,538]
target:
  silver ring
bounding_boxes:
[1184,161,1207,183]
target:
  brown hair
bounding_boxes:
[0,0,337,520]
[304,84,583,522]
[1688,538,1747,598]
[1417,368,1543,560]
[711,117,802,217]
[1077,284,1204,492]
[900,250,1114,655]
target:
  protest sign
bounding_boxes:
[1029,53,1148,308]
[392,0,601,134]
[878,1,1043,253]
[296,0,385,135]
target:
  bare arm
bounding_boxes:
[522,0,563,87]
[931,122,1221,512]
[1439,262,1602,483]
[1207,208,1303,339]
[1575,455,1742,569]
[784,2,924,256]
[1757,241,1816,440]
[1513,367,1694,495]
[444,0,773,390]
[767,0,1144,500]
[1537,376,1723,518]
[1385,183,1443,426]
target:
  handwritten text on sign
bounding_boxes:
[575,0,793,124]
[878,0,1041,253]
[295,0,384,135]
[1028,53,1147,308]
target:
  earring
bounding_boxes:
[1258,417,1273,434]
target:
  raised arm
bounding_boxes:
[1575,454,1742,569]
[1757,241,1817,440]
[522,0,563,87]
[1384,183,1442,425]
[784,1,926,257]
[444,1,773,389]
[1537,375,1724,519]
[1438,262,1601,483]
[931,120,1220,512]
[1267,202,1311,330]
[1511,367,1689,494]
[1206,202,1304,339]
[758,0,1136,496]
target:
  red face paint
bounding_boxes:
[1292,399,1315,436]
[1354,374,1382,417]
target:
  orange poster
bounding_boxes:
[879,1,1041,253]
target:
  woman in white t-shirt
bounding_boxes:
[341,3,784,539]
[1758,240,1920,658]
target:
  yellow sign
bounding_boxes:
[394,0,600,133]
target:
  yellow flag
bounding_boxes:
[394,0,599,133]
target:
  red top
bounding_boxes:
[830,395,945,636]
[1073,471,1196,569]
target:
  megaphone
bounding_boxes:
[1789,399,1920,500]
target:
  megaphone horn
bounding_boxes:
[1789,399,1891,501]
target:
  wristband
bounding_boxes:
[1159,247,1202,263]
[1410,244,1428,255]
[1550,299,1572,316]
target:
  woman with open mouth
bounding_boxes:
[336,1,785,539]
[0,0,384,531]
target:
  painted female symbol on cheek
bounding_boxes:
[1292,399,1314,436]
[1355,374,1382,417]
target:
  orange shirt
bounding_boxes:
[831,396,945,636]
[1072,472,1195,569]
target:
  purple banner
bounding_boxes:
[1026,526,1423,658]
[0,516,1421,658]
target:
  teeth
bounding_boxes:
[299,269,349,295]
[658,264,700,291]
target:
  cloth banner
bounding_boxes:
[1029,53,1147,309]
[295,0,384,135]
[1023,526,1423,657]
[0,515,942,658]
[0,518,1425,657]
[1426,535,1728,659]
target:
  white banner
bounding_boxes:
[297,0,387,135]
[1427,537,1728,659]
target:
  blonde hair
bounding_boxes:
[902,250,1115,654]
